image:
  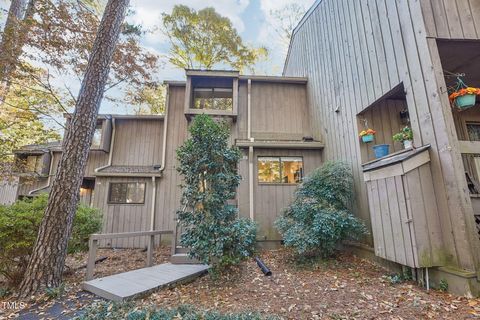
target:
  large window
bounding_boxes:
[193,88,233,111]
[108,182,145,204]
[258,157,303,184]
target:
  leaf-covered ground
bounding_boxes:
[2,247,480,319]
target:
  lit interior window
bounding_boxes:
[258,157,303,184]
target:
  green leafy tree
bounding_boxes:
[176,114,256,270]
[162,5,267,71]
[275,161,368,257]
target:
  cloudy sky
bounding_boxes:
[128,0,315,81]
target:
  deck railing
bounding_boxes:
[85,230,173,281]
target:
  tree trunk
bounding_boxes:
[18,0,129,297]
[0,0,35,102]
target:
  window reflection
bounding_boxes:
[258,157,303,184]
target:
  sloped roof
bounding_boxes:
[14,141,62,154]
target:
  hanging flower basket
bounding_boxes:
[359,129,376,143]
[448,77,480,110]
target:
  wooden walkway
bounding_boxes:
[83,263,209,301]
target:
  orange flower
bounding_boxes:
[449,87,480,101]
[359,128,376,137]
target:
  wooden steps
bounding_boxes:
[83,263,208,301]
[171,253,201,264]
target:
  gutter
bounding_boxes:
[28,150,55,195]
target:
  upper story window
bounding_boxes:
[184,71,238,118]
[91,123,103,148]
[108,182,145,204]
[193,88,233,111]
[25,155,42,173]
[258,156,303,184]
[467,122,480,141]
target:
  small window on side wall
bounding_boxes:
[91,123,103,148]
[258,157,303,184]
[108,182,145,204]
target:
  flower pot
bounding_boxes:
[455,94,477,109]
[372,144,390,159]
[403,140,413,149]
[361,134,374,143]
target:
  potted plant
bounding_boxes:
[359,128,376,143]
[449,77,480,110]
[393,126,413,149]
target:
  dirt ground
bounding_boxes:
[2,247,480,319]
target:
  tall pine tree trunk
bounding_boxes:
[0,0,35,102]
[18,0,129,297]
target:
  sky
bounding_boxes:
[127,0,315,82]
[1,0,316,115]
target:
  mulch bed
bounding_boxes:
[1,247,480,319]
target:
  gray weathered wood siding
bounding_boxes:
[0,179,18,205]
[365,161,443,268]
[111,119,164,166]
[284,0,480,272]
[420,0,480,39]
[237,149,322,240]
[154,85,188,233]
[235,81,312,140]
[93,176,152,248]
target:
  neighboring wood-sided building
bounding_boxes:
[2,70,323,249]
[284,0,480,295]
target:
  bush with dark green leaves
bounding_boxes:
[0,194,101,286]
[275,161,367,257]
[176,114,256,270]
[77,302,277,320]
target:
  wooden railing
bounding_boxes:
[85,230,173,281]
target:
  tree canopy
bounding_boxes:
[162,5,267,71]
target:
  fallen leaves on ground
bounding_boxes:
[1,247,480,319]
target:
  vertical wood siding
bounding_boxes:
[0,179,18,205]
[284,0,480,271]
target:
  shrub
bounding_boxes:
[0,194,101,286]
[176,114,257,270]
[275,161,367,257]
[77,302,277,320]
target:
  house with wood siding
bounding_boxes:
[3,0,480,296]
[2,70,323,250]
[284,0,480,295]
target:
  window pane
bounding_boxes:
[467,123,480,141]
[109,183,127,203]
[126,183,145,203]
[281,157,303,183]
[26,156,38,172]
[91,124,102,148]
[258,157,281,183]
[193,87,232,111]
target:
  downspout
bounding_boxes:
[247,78,254,221]
[28,150,55,195]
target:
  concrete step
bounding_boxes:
[175,246,189,254]
[171,253,201,264]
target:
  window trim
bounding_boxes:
[107,182,146,205]
[257,156,304,185]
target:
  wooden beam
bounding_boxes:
[90,230,173,241]
[236,140,324,149]
[458,140,480,154]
